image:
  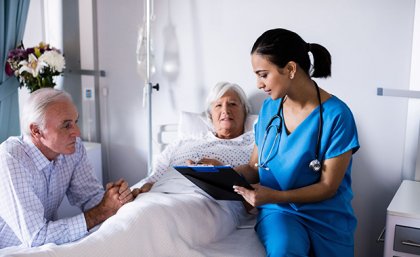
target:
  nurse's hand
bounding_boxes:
[233,184,273,207]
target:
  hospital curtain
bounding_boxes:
[0,0,30,143]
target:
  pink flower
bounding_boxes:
[5,62,14,76]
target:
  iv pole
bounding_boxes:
[145,0,159,175]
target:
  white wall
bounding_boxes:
[95,1,415,256]
[407,0,420,181]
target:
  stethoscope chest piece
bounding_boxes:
[257,80,324,173]
[309,159,321,172]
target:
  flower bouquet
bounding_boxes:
[5,42,66,93]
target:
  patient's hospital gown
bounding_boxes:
[143,130,254,184]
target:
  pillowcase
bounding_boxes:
[178,111,258,140]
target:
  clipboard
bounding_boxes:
[173,165,253,201]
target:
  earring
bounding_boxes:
[289,73,294,79]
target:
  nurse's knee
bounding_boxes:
[264,236,308,257]
[257,212,310,256]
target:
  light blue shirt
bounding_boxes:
[0,136,104,248]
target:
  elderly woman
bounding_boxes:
[133,81,254,195]
[116,82,259,255]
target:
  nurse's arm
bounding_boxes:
[276,149,353,203]
[234,150,353,207]
[234,144,259,184]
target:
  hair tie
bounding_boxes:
[306,43,312,52]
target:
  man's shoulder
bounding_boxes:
[0,137,34,172]
[0,136,26,156]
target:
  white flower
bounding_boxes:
[39,50,66,72]
[18,54,47,78]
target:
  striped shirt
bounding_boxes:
[0,136,104,248]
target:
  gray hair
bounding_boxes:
[21,88,73,136]
[205,81,251,121]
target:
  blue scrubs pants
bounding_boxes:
[256,212,354,257]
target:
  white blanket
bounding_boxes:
[0,172,265,257]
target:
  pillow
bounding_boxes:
[178,111,258,140]
[178,111,211,139]
[244,114,258,132]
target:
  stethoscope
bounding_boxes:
[256,80,323,172]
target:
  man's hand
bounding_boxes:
[109,178,134,204]
[84,179,133,230]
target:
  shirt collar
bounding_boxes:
[22,135,59,171]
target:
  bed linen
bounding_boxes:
[0,171,265,257]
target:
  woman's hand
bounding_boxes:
[186,158,223,166]
[233,184,275,207]
[132,182,154,198]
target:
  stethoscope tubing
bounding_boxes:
[257,80,323,172]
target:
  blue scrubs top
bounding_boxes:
[255,95,360,245]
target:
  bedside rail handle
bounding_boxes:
[402,240,420,248]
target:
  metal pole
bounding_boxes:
[146,0,153,175]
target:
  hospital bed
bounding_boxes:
[0,112,265,257]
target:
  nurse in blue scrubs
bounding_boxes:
[234,28,360,257]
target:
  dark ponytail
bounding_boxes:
[251,28,331,78]
[308,43,331,78]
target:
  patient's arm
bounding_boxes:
[234,144,259,184]
[187,156,258,214]
[186,158,223,166]
[189,145,259,183]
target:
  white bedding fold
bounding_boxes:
[0,173,264,257]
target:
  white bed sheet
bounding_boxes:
[0,172,265,257]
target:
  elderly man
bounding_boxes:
[0,88,133,248]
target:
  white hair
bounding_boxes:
[205,81,251,121]
[21,88,73,136]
